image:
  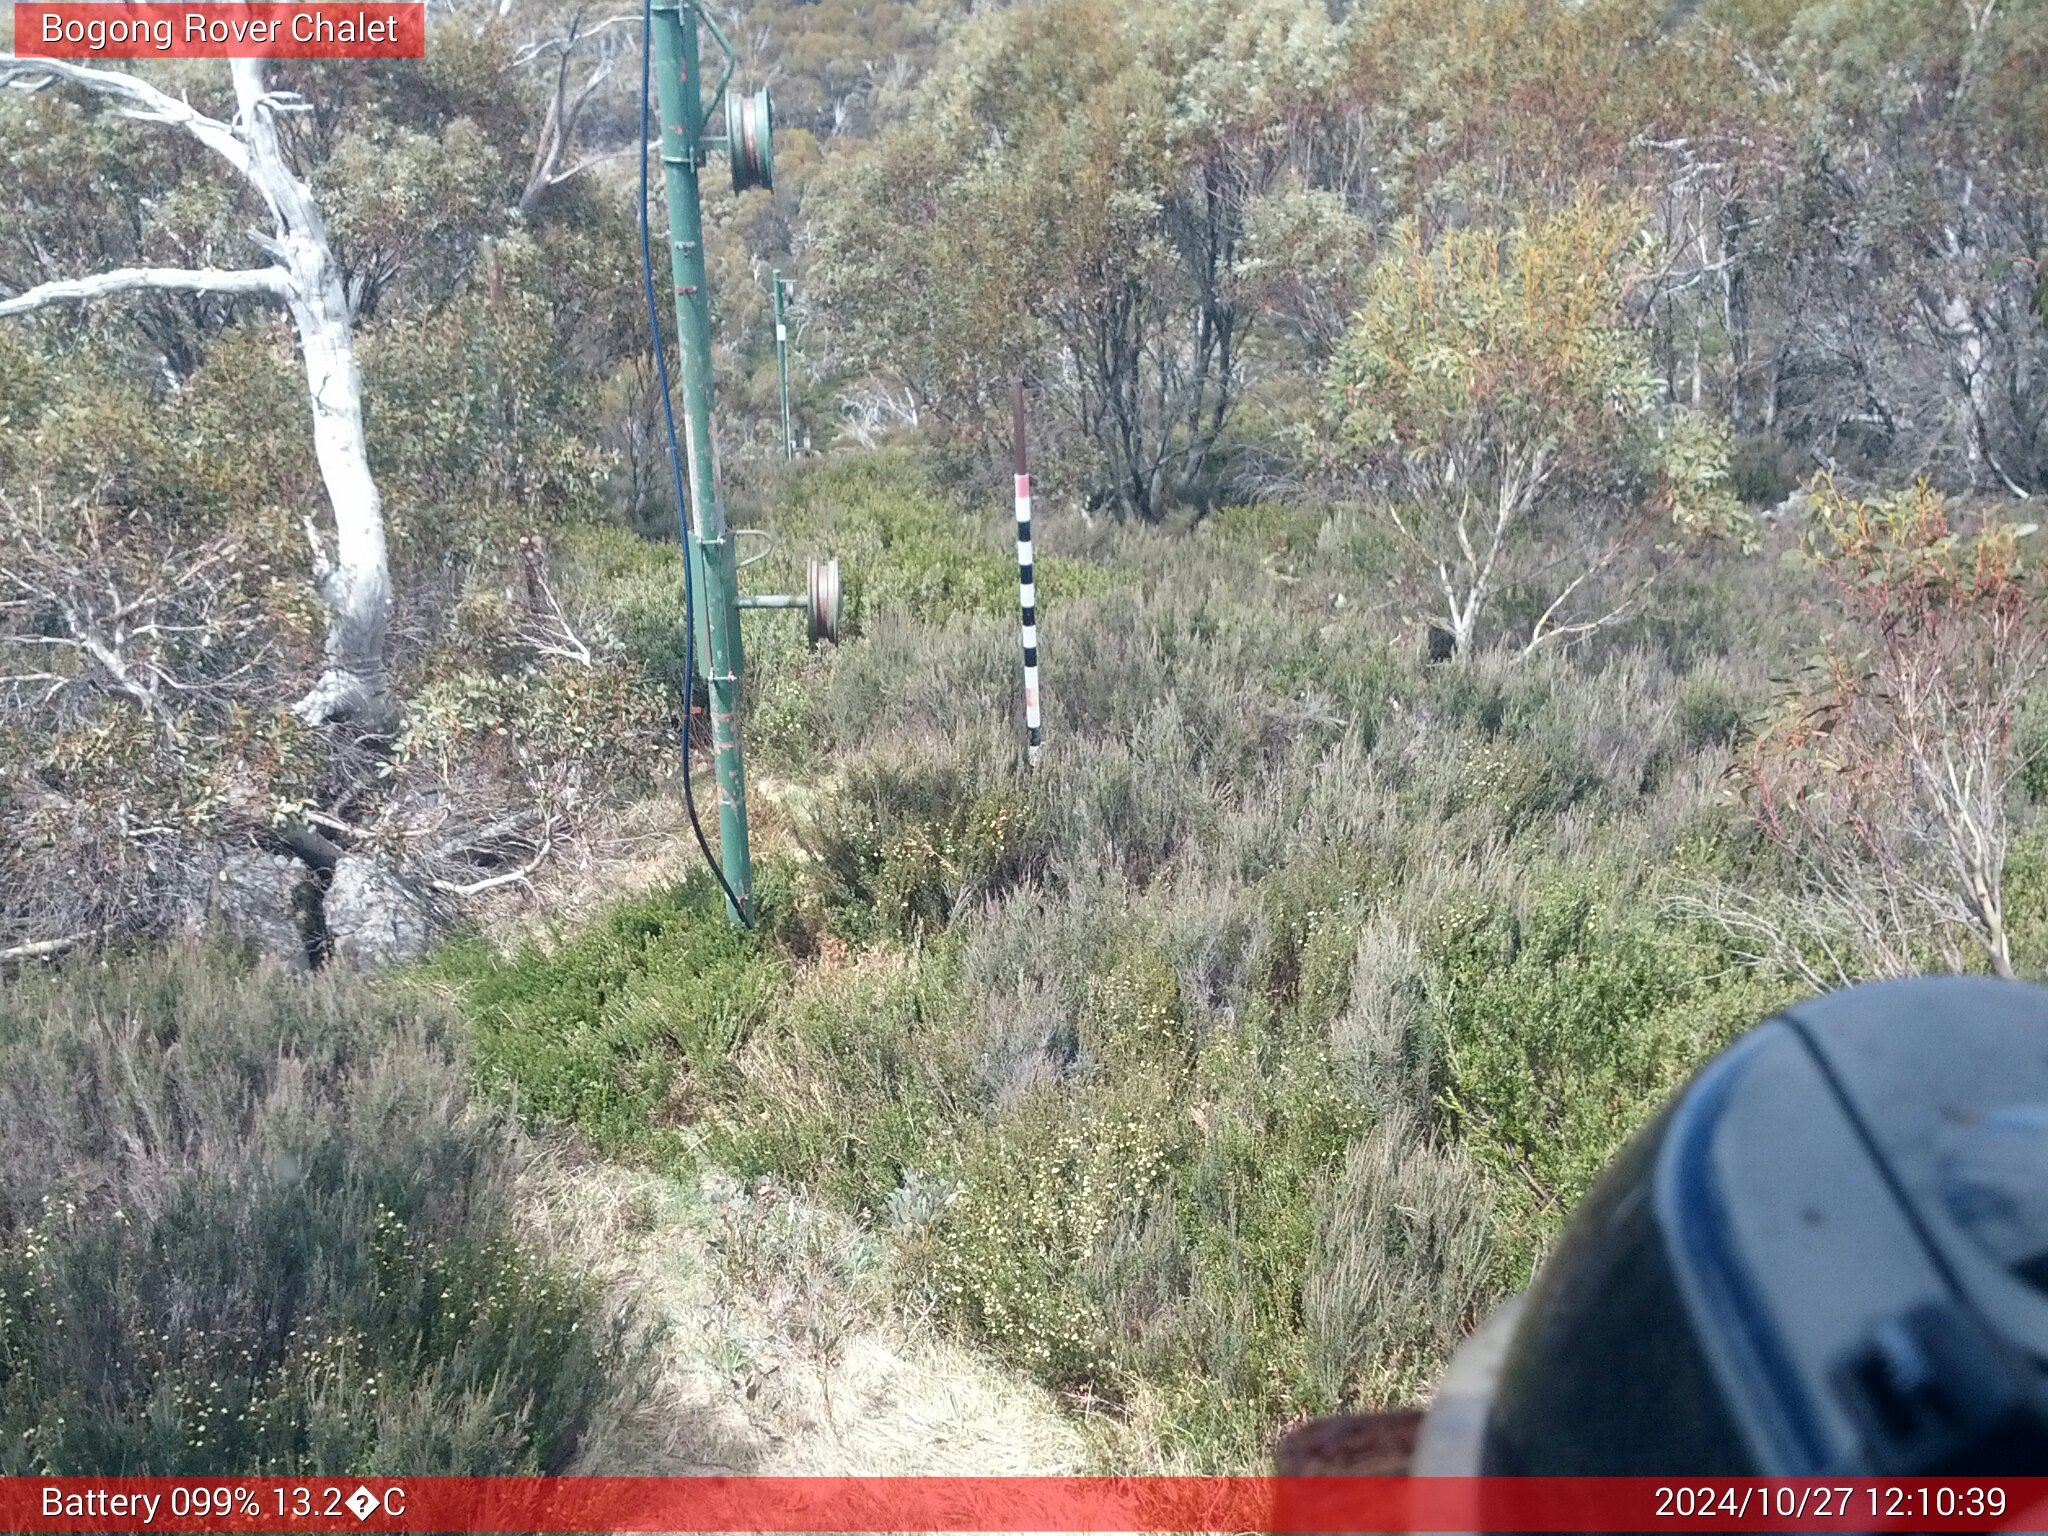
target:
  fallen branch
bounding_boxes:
[430,834,553,896]
[0,930,102,967]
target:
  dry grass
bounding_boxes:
[0,944,640,1475]
[515,1141,1086,1476]
[464,775,824,954]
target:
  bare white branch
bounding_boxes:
[514,536,603,666]
[0,264,293,318]
[429,833,555,896]
[0,930,103,966]
[0,56,251,174]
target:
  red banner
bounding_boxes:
[13,3,424,58]
[3,1477,2048,1533]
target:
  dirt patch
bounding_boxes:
[465,778,823,954]
[519,1144,1086,1475]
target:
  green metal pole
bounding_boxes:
[773,271,793,461]
[651,0,753,923]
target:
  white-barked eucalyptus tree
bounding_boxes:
[0,54,396,731]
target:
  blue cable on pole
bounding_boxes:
[638,0,752,927]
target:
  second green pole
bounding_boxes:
[651,0,753,924]
[773,270,793,460]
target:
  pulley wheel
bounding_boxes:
[806,556,842,647]
[728,86,775,194]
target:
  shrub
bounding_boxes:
[705,949,974,1215]
[1249,854,1381,1035]
[1423,880,1791,1260]
[2004,823,2048,978]
[421,877,788,1163]
[1454,738,1592,835]
[1721,481,2047,983]
[1302,1108,1496,1412]
[1676,677,1745,752]
[1726,433,1802,507]
[1324,200,1724,655]
[1048,724,1222,889]
[799,745,1051,944]
[1202,502,1327,562]
[398,662,676,792]
[932,1089,1175,1387]
[1655,409,1754,548]
[549,524,694,695]
[1330,917,1437,1111]
[0,945,638,1475]
[412,451,1824,1472]
[759,451,1108,627]
[1146,1017,1372,1424]
[390,659,681,893]
[914,872,1488,1468]
[2021,686,2048,806]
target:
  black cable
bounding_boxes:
[638,0,752,927]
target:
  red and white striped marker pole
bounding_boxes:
[1011,379,1042,766]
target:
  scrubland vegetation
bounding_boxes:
[5,0,2048,1477]
[424,449,2048,1467]
[0,947,642,1473]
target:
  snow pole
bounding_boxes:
[773,270,793,461]
[1012,379,1042,767]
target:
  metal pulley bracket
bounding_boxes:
[734,555,842,648]
[727,85,774,192]
[806,556,842,647]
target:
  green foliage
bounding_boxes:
[1342,0,1747,219]
[0,93,640,947]
[799,752,1050,944]
[421,879,788,1164]
[1151,1020,1373,1405]
[2023,693,2048,806]
[0,74,251,376]
[437,819,1520,1468]
[361,234,614,559]
[1300,1108,1495,1413]
[318,114,506,313]
[397,661,674,793]
[0,322,334,939]
[1233,177,1376,358]
[430,447,1817,1468]
[1440,737,1597,838]
[934,1094,1174,1386]
[905,886,1408,1454]
[1657,410,1756,547]
[705,953,971,1215]
[1202,501,1329,561]
[1804,477,2038,612]
[810,0,1335,516]
[0,946,636,1475]
[1423,882,1793,1251]
[1328,201,1659,469]
[545,524,696,694]
[21,0,2037,1473]
[764,452,1107,625]
[1323,200,1743,649]
[1677,677,1747,752]
[2005,823,2048,977]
